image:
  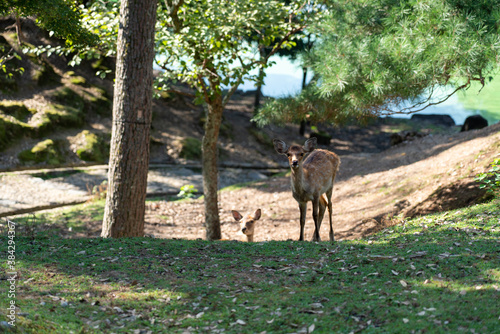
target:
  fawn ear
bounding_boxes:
[304,137,317,152]
[273,139,288,155]
[232,210,243,221]
[253,209,261,221]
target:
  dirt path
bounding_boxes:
[141,123,500,241]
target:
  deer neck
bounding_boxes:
[246,235,254,242]
[290,164,306,193]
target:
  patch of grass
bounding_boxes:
[1,199,499,333]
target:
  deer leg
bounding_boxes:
[299,202,307,241]
[326,189,334,242]
[311,196,321,242]
[318,195,327,231]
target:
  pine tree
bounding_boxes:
[255,0,500,126]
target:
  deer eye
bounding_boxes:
[286,153,291,157]
[300,153,304,157]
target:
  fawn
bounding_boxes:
[273,137,340,242]
[232,209,261,242]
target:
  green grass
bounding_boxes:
[1,198,499,333]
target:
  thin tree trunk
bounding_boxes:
[202,96,224,240]
[101,0,157,238]
[299,66,308,136]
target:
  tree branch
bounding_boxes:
[165,0,184,32]
[377,75,485,116]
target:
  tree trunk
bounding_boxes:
[299,66,308,136]
[202,96,224,240]
[101,0,157,238]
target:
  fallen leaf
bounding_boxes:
[392,270,399,276]
[236,319,246,325]
[403,318,409,323]
[400,280,408,288]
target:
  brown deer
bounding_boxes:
[273,137,340,242]
[232,209,261,242]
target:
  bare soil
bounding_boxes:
[62,96,499,242]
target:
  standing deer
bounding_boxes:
[232,209,261,242]
[273,137,340,242]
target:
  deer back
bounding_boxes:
[301,149,340,195]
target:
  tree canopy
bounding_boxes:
[1,0,97,46]
[255,0,500,126]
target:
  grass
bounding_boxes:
[1,198,499,333]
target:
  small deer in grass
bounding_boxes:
[273,137,340,242]
[232,209,261,242]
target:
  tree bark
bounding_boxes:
[101,0,157,238]
[202,96,224,240]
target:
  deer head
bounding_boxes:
[232,209,261,242]
[273,137,317,169]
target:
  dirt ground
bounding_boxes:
[136,122,499,242]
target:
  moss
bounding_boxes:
[0,115,30,151]
[51,87,85,110]
[82,88,111,116]
[0,101,36,122]
[74,130,109,163]
[179,137,202,160]
[32,60,60,86]
[69,75,87,86]
[32,104,84,137]
[18,139,66,165]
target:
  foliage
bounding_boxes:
[475,158,500,196]
[1,0,97,76]
[257,0,500,126]
[1,0,97,47]
[154,0,311,104]
[177,184,199,199]
[1,198,499,332]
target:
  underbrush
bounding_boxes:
[0,198,499,333]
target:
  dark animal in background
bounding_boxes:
[411,114,456,127]
[461,115,488,132]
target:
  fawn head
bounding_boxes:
[273,137,317,169]
[232,209,261,238]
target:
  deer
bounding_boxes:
[232,209,261,242]
[273,137,340,242]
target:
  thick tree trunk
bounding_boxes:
[101,0,157,238]
[202,96,224,240]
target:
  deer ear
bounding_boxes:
[232,210,243,222]
[304,137,317,152]
[253,209,261,220]
[273,139,288,155]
